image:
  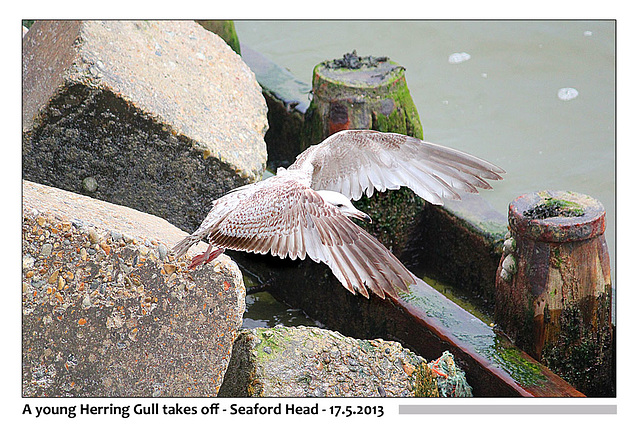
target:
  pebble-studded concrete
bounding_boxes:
[22,180,246,397]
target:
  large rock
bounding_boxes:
[218,326,470,397]
[22,20,268,232]
[22,180,246,397]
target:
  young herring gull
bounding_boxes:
[172,130,505,299]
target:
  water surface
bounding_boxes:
[235,20,615,285]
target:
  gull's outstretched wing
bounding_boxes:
[193,178,416,299]
[290,130,505,204]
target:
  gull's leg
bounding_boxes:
[205,247,225,263]
[188,243,225,270]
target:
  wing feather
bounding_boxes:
[173,129,503,299]
[289,129,504,203]
[186,177,414,298]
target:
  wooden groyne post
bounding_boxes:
[303,50,423,145]
[302,51,425,253]
[495,190,614,396]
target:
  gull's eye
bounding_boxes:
[336,203,344,208]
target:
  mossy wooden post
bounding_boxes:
[304,50,423,145]
[303,51,425,250]
[495,190,614,396]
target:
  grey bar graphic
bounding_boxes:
[399,405,616,414]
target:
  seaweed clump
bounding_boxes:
[325,50,390,69]
[523,197,585,219]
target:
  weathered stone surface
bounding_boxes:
[22,180,246,397]
[22,20,268,232]
[218,325,470,397]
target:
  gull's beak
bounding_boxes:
[352,209,372,224]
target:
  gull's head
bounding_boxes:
[316,190,372,223]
